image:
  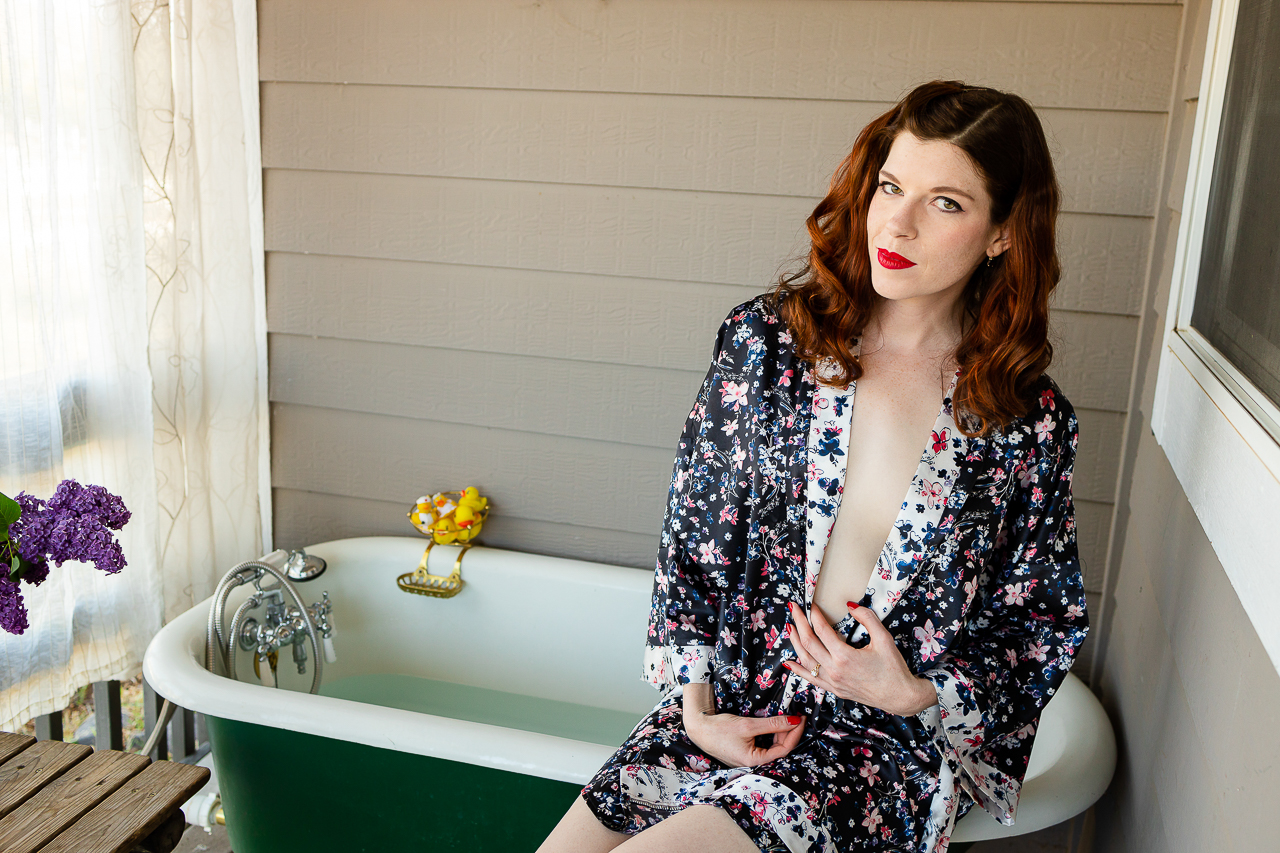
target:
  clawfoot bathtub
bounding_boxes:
[143,536,1114,852]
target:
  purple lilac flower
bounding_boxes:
[46,513,126,573]
[10,480,130,575]
[47,481,131,530]
[20,559,49,586]
[0,575,29,635]
[0,479,130,635]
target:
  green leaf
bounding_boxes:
[8,560,20,582]
[0,492,20,527]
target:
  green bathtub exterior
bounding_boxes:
[207,716,582,852]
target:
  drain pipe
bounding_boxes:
[183,791,225,833]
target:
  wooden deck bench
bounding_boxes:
[0,731,208,853]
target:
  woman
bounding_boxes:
[539,80,1089,853]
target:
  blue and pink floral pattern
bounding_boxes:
[584,294,1089,852]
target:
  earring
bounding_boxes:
[986,255,994,268]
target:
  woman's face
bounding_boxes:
[865,131,1009,309]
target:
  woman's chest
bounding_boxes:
[814,370,950,610]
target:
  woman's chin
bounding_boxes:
[869,274,930,303]
[869,271,971,307]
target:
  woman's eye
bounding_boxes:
[879,181,902,196]
[937,197,963,212]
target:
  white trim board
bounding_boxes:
[1152,0,1280,673]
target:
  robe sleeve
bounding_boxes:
[642,313,739,690]
[920,403,1090,824]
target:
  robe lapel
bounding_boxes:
[779,357,851,708]
[802,358,855,611]
[853,368,968,640]
[800,364,970,645]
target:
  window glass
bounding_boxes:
[1191,0,1280,406]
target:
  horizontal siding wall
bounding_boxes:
[260,0,1179,663]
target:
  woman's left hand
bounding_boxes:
[785,601,938,717]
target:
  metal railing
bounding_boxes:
[29,678,208,764]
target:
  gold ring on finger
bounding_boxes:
[810,662,820,678]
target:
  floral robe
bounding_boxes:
[581,294,1089,853]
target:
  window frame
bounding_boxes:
[1153,0,1280,670]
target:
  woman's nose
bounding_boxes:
[885,204,917,239]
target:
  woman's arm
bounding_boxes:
[642,343,726,688]
[918,403,1089,824]
[643,300,760,689]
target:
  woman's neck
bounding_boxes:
[862,294,965,362]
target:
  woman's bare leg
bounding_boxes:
[536,796,629,853]
[617,804,760,853]
[537,797,760,853]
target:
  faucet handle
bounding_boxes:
[322,634,337,664]
[257,651,276,688]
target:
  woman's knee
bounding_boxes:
[536,795,628,853]
[619,804,759,853]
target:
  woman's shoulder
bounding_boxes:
[998,373,1079,459]
[709,292,792,355]
[719,292,785,334]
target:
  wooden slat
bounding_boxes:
[142,680,167,763]
[0,750,149,853]
[268,308,1134,455]
[1052,312,1139,413]
[168,708,196,763]
[265,254,752,370]
[33,713,62,743]
[270,403,676,537]
[38,761,209,853]
[1055,215,1150,316]
[0,740,92,819]
[133,808,186,853]
[271,399,1124,536]
[262,171,1152,310]
[258,0,1180,111]
[268,334,705,449]
[93,681,124,752]
[264,244,1142,381]
[1075,409,1125,505]
[261,83,1165,216]
[0,732,35,765]
[1076,499,1113,594]
[263,169,812,288]
[272,487,661,569]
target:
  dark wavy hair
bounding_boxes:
[770,80,1061,436]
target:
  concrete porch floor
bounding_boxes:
[175,823,233,853]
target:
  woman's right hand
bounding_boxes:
[681,683,805,767]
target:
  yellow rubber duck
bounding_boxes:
[407,488,489,544]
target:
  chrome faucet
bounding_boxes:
[237,585,336,683]
[206,547,335,690]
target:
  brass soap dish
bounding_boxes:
[396,540,470,598]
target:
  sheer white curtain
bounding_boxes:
[0,0,268,730]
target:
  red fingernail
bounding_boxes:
[783,661,795,671]
[847,601,860,609]
[787,716,802,725]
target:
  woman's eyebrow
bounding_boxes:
[878,170,976,202]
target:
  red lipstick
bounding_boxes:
[877,248,916,269]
